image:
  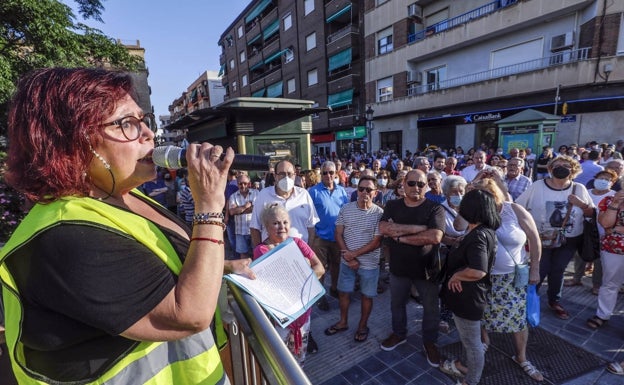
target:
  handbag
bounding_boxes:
[526,284,540,327]
[425,245,447,284]
[580,208,601,262]
[501,242,529,289]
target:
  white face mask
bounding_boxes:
[351,178,360,186]
[359,167,365,172]
[277,176,295,192]
[377,178,387,187]
[448,195,462,207]
[334,177,340,185]
[594,179,611,190]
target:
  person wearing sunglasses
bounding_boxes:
[378,170,446,367]
[0,68,258,384]
[326,176,384,342]
[308,161,349,308]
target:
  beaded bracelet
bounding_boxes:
[190,237,225,245]
[193,212,225,221]
[193,219,227,230]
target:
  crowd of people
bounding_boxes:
[2,67,624,384]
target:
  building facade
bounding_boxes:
[218,0,367,158]
[364,0,624,155]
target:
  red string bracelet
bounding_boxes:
[190,237,225,245]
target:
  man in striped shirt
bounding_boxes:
[324,176,384,342]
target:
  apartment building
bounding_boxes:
[218,0,367,158]
[365,0,624,155]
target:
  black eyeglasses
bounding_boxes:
[358,187,376,193]
[101,112,154,141]
[322,171,335,175]
[406,180,427,188]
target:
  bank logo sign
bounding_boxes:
[464,112,502,123]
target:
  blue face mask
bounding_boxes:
[449,195,462,207]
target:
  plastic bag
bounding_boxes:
[513,263,529,288]
[526,284,540,327]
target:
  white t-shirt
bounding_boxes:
[516,180,592,238]
[249,186,319,243]
[460,165,491,182]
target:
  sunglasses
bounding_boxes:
[406,180,427,188]
[358,187,376,193]
[322,171,335,175]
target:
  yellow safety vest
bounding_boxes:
[0,194,228,384]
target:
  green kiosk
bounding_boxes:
[496,109,561,155]
[164,97,324,169]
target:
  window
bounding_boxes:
[285,49,294,63]
[304,0,314,16]
[242,74,248,87]
[237,26,244,38]
[619,13,624,55]
[306,32,316,51]
[425,66,447,91]
[283,13,292,31]
[377,27,393,55]
[229,59,235,70]
[377,77,393,102]
[240,51,246,63]
[307,69,318,86]
[376,0,389,5]
[287,78,296,94]
[232,81,237,92]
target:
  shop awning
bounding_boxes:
[262,19,280,40]
[266,81,283,98]
[264,49,288,64]
[328,48,352,72]
[252,88,266,97]
[247,34,261,45]
[326,4,352,23]
[328,89,353,109]
[218,63,226,77]
[245,0,272,24]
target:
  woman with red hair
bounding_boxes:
[0,68,251,384]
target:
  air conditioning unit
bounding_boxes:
[407,70,422,83]
[550,32,574,51]
[408,4,422,19]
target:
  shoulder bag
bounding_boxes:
[580,207,601,262]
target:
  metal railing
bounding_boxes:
[327,25,359,44]
[406,47,591,97]
[221,282,311,385]
[408,0,518,44]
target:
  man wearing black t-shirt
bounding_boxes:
[378,170,446,367]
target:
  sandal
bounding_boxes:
[440,359,465,378]
[324,323,348,336]
[586,315,608,330]
[354,327,369,342]
[548,301,570,320]
[607,361,624,375]
[513,356,544,381]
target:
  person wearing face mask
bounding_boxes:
[345,170,361,197]
[516,156,593,320]
[249,160,319,249]
[567,170,619,293]
[374,170,392,207]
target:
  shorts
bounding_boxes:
[235,234,252,254]
[337,263,379,298]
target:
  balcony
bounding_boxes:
[376,47,617,117]
[328,107,358,128]
[326,25,360,57]
[328,73,360,94]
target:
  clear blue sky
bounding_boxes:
[75,0,251,123]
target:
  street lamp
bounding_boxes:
[365,105,374,155]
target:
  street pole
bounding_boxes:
[365,106,374,156]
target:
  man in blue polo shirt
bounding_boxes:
[308,161,349,310]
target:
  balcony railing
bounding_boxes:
[407,0,518,44]
[406,47,591,97]
[327,25,359,45]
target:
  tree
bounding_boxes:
[0,0,141,135]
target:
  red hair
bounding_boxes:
[6,68,134,202]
